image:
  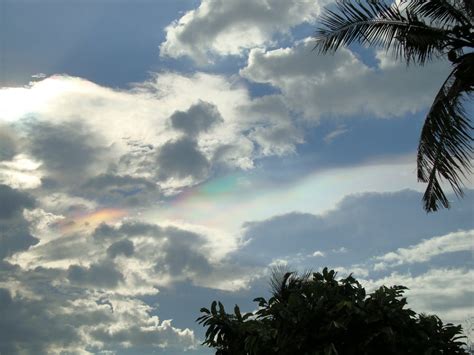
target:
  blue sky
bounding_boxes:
[0,0,473,354]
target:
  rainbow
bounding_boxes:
[55,208,127,234]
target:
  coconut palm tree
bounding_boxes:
[314,0,473,212]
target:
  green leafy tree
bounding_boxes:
[313,0,473,212]
[198,268,468,354]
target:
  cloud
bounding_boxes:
[67,261,124,288]
[11,217,253,292]
[374,230,474,270]
[0,215,218,353]
[362,268,474,323]
[0,286,84,354]
[93,221,163,241]
[0,185,38,260]
[1,73,307,194]
[0,155,43,189]
[240,39,451,120]
[0,124,18,161]
[0,184,35,219]
[238,189,474,267]
[107,239,134,258]
[324,125,348,143]
[0,282,197,354]
[239,95,304,156]
[160,0,325,63]
[157,227,213,277]
[170,100,223,136]
[81,174,160,207]
[157,137,210,182]
[26,120,107,185]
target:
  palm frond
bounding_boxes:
[314,0,448,65]
[409,0,471,28]
[417,60,473,212]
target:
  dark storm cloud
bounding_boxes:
[81,173,161,206]
[239,189,474,266]
[0,220,39,260]
[170,100,223,136]
[67,261,124,288]
[0,184,35,219]
[157,137,210,181]
[107,239,134,258]
[26,120,104,180]
[0,185,38,259]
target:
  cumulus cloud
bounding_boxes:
[0,286,83,354]
[157,137,210,182]
[238,95,303,156]
[67,261,124,288]
[0,124,18,161]
[0,73,309,195]
[0,185,38,259]
[0,212,247,352]
[11,217,253,293]
[0,184,35,219]
[0,155,43,189]
[81,174,160,207]
[0,283,196,354]
[26,120,108,186]
[240,39,451,120]
[170,100,223,136]
[160,0,325,63]
[107,239,134,258]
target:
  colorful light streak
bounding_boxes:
[54,208,127,235]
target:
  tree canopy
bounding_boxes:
[313,0,473,212]
[198,268,468,354]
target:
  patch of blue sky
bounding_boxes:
[0,0,195,88]
[255,111,426,184]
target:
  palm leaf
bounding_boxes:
[314,0,448,65]
[417,57,473,211]
[409,0,472,28]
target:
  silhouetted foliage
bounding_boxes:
[314,0,473,212]
[198,268,468,354]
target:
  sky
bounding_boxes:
[0,0,473,354]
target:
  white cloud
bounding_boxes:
[9,215,253,293]
[324,125,348,143]
[160,0,326,64]
[0,154,43,189]
[0,281,197,354]
[237,94,303,156]
[374,230,474,270]
[0,73,303,193]
[334,265,369,278]
[362,268,474,324]
[240,38,451,120]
